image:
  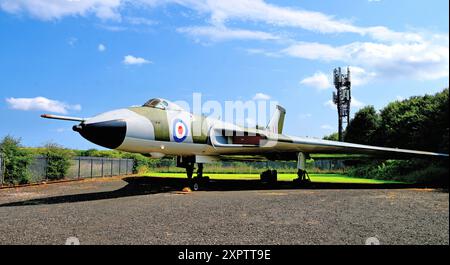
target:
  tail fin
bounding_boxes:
[266,105,286,134]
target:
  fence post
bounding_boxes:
[44,156,48,182]
[111,159,113,176]
[78,157,81,179]
[90,158,93,178]
[118,159,121,175]
[101,158,104,177]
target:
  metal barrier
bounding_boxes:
[1,156,134,186]
[313,160,346,171]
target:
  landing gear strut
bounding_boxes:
[295,169,310,184]
[184,163,209,191]
[294,152,311,185]
[197,163,204,178]
[178,156,211,191]
[186,164,194,179]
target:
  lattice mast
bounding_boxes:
[333,67,351,142]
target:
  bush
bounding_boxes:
[42,143,74,180]
[0,136,33,184]
[346,159,449,186]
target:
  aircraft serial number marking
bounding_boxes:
[178,248,270,263]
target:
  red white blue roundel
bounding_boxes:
[173,119,188,143]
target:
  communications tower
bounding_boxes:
[332,67,351,142]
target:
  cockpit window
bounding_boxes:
[142,98,184,111]
[143,98,168,110]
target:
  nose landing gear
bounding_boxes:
[260,169,278,185]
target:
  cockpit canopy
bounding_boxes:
[142,98,184,111]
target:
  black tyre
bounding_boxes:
[192,182,200,191]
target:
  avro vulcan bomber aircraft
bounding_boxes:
[42,98,449,189]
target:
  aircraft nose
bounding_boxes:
[73,119,127,149]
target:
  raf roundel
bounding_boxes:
[173,119,188,143]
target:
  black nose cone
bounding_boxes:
[73,119,126,149]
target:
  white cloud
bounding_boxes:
[283,42,344,61]
[0,0,122,20]
[283,38,449,81]
[324,100,335,110]
[253,93,271,100]
[1,1,445,44]
[0,1,425,43]
[321,124,334,130]
[125,16,157,26]
[0,1,358,36]
[364,26,423,43]
[123,55,151,65]
[98,43,106,52]
[177,0,362,35]
[6,97,81,114]
[349,66,377,87]
[351,97,365,108]
[178,26,279,42]
[245,48,280,57]
[96,24,127,32]
[0,0,447,82]
[300,72,331,90]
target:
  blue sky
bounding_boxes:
[0,0,448,150]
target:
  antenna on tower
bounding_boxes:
[332,67,351,142]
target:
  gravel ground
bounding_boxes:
[0,176,448,245]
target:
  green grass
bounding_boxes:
[143,172,403,184]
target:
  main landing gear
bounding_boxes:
[294,169,311,185]
[294,152,311,186]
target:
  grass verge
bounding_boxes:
[143,172,403,184]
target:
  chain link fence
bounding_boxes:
[1,155,134,187]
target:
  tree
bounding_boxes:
[377,89,449,152]
[0,136,33,184]
[323,132,339,141]
[344,106,381,145]
[43,142,73,180]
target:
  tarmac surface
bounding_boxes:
[0,176,448,245]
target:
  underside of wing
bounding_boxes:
[208,126,449,160]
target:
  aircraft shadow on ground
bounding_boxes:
[0,176,438,207]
